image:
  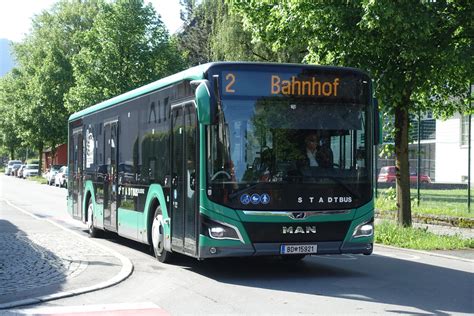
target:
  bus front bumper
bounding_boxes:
[198,241,373,259]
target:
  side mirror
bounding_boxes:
[192,79,217,125]
[373,98,382,145]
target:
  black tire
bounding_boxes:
[151,206,173,263]
[87,199,100,238]
[363,243,374,255]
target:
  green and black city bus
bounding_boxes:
[67,62,379,262]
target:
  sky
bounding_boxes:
[0,0,183,42]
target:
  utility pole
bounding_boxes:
[417,110,421,206]
[469,83,472,213]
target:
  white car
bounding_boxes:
[23,164,39,178]
[5,160,22,175]
[54,166,68,188]
[46,165,63,185]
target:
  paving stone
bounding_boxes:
[0,230,116,300]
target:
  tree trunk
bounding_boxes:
[394,104,412,227]
[10,146,15,160]
[38,143,44,177]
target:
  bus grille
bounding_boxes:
[242,221,351,243]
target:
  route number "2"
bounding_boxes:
[225,73,236,93]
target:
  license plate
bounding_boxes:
[280,244,318,255]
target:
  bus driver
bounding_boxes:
[303,132,333,168]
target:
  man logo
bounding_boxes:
[291,212,306,219]
[282,226,317,234]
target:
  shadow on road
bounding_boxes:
[96,231,473,315]
[185,254,472,315]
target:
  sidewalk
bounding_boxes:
[412,222,474,239]
[0,200,133,309]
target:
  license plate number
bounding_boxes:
[280,244,318,255]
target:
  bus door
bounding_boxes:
[171,102,198,256]
[71,128,84,220]
[103,120,119,231]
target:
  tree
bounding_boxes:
[0,0,186,168]
[177,0,218,66]
[65,0,185,112]
[210,2,304,62]
[0,72,23,159]
[231,0,473,226]
[176,0,305,65]
[7,0,102,174]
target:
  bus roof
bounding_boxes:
[68,62,369,122]
[68,63,211,121]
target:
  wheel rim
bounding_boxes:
[152,214,164,256]
[87,202,94,233]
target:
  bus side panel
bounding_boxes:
[117,207,138,241]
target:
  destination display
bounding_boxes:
[221,70,369,103]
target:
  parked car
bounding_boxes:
[11,163,22,177]
[54,166,68,188]
[5,160,22,175]
[409,171,432,183]
[46,165,63,185]
[23,164,39,178]
[16,164,26,178]
[378,166,431,183]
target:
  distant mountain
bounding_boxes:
[0,39,15,77]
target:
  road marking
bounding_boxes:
[9,302,169,315]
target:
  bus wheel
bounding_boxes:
[87,200,100,238]
[152,206,172,263]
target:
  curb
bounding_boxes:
[0,199,134,310]
[375,243,474,263]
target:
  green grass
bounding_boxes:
[28,176,48,185]
[375,221,474,250]
[376,188,474,218]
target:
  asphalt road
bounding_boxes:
[0,174,473,315]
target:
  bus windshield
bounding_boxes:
[206,97,372,211]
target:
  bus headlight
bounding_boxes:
[353,220,374,238]
[202,216,243,242]
[209,226,237,239]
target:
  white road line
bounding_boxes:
[10,302,167,315]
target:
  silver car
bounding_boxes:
[5,160,22,175]
[23,164,39,178]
